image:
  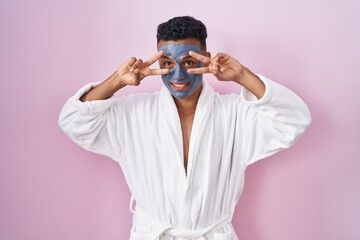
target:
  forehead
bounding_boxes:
[158,44,202,58]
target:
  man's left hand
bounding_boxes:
[187,51,244,82]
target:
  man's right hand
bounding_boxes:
[116,51,169,86]
[80,51,169,102]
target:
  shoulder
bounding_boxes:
[213,89,240,105]
[211,90,241,117]
[112,91,160,112]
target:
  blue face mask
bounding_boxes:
[158,44,204,99]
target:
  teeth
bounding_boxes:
[172,83,188,86]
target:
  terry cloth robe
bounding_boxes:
[58,74,311,240]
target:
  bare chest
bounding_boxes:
[179,115,194,175]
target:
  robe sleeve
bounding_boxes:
[238,74,312,166]
[58,82,125,164]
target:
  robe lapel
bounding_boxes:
[159,82,215,188]
[185,82,215,187]
[159,86,186,182]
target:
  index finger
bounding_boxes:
[147,68,170,76]
[189,51,211,64]
[187,67,210,75]
[144,51,164,66]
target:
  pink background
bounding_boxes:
[1,0,359,239]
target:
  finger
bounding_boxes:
[129,59,143,72]
[187,67,211,74]
[144,50,164,66]
[214,53,230,63]
[215,52,225,58]
[119,57,137,72]
[127,57,137,67]
[189,51,211,64]
[210,64,220,72]
[148,68,170,76]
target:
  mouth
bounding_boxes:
[170,82,190,91]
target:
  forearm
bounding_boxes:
[80,71,127,102]
[233,67,265,99]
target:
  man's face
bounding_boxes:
[157,39,205,99]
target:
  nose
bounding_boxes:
[172,66,185,80]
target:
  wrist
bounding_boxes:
[234,68,265,99]
[112,71,128,89]
[233,67,250,85]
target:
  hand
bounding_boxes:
[187,52,244,82]
[116,51,169,86]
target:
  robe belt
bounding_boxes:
[129,195,232,240]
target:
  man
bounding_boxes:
[59,16,311,240]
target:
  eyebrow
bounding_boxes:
[181,55,193,59]
[160,55,196,61]
[180,55,198,61]
[160,56,174,60]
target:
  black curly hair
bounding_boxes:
[157,16,207,50]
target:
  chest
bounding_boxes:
[179,114,194,175]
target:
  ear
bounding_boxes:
[203,52,211,67]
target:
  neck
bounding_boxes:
[173,84,202,114]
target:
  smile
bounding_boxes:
[170,82,190,91]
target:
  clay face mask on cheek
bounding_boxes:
[158,44,204,99]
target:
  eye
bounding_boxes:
[184,60,193,66]
[160,61,174,69]
[182,60,196,68]
[181,58,199,69]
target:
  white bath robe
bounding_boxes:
[58,74,311,240]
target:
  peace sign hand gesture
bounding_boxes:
[187,52,244,83]
[116,51,170,86]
